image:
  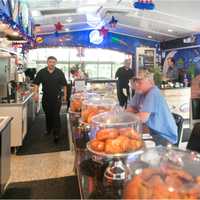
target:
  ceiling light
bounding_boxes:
[31,10,41,17]
[65,17,72,23]
[65,28,70,31]
[78,6,99,14]
[168,29,173,32]
[148,35,152,39]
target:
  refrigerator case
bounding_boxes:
[136,47,156,75]
[0,57,16,97]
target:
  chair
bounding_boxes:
[172,113,184,146]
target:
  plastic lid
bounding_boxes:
[91,111,140,127]
[82,97,116,108]
[124,146,200,199]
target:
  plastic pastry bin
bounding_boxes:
[123,146,200,199]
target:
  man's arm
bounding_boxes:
[126,106,150,122]
[33,84,39,102]
[63,85,67,102]
[136,112,150,123]
[126,105,138,113]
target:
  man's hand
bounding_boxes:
[63,96,67,103]
[33,93,39,102]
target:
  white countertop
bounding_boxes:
[0,116,12,132]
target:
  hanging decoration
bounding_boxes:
[134,0,155,10]
[54,22,64,31]
[111,37,128,47]
[109,16,118,28]
[99,26,109,37]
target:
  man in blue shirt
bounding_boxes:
[127,69,177,146]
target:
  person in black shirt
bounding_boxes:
[33,56,67,143]
[115,59,134,107]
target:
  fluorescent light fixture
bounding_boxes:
[148,35,152,39]
[168,29,173,32]
[31,10,41,17]
[78,6,99,14]
[65,28,70,31]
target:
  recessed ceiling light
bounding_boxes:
[65,17,72,23]
[168,29,173,32]
[148,35,152,39]
[31,10,41,17]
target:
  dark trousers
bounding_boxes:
[42,96,62,136]
[117,85,130,108]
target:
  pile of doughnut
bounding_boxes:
[123,165,200,199]
[90,127,143,154]
[70,93,84,112]
[81,106,111,124]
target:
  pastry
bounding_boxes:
[119,127,140,140]
[90,139,105,152]
[96,128,119,141]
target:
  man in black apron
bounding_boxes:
[33,56,67,143]
[115,59,134,108]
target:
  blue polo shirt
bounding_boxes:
[128,86,178,144]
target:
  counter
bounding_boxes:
[0,93,33,107]
[0,93,35,148]
[161,87,190,120]
[0,116,12,194]
[0,117,12,132]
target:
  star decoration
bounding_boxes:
[54,22,64,31]
[99,26,109,37]
[109,16,118,28]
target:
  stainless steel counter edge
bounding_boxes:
[0,116,13,133]
[0,93,34,107]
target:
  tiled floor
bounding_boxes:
[10,150,75,183]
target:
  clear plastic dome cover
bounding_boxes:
[88,111,143,155]
[70,92,100,113]
[81,97,117,124]
[91,111,140,128]
[124,146,200,199]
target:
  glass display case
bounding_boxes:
[75,146,200,199]
[81,97,117,124]
[124,146,200,199]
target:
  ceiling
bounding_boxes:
[26,0,200,42]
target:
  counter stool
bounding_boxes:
[172,113,184,147]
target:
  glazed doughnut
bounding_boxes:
[128,139,142,151]
[96,128,119,141]
[119,127,140,140]
[105,138,124,154]
[116,135,130,152]
[90,139,105,152]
